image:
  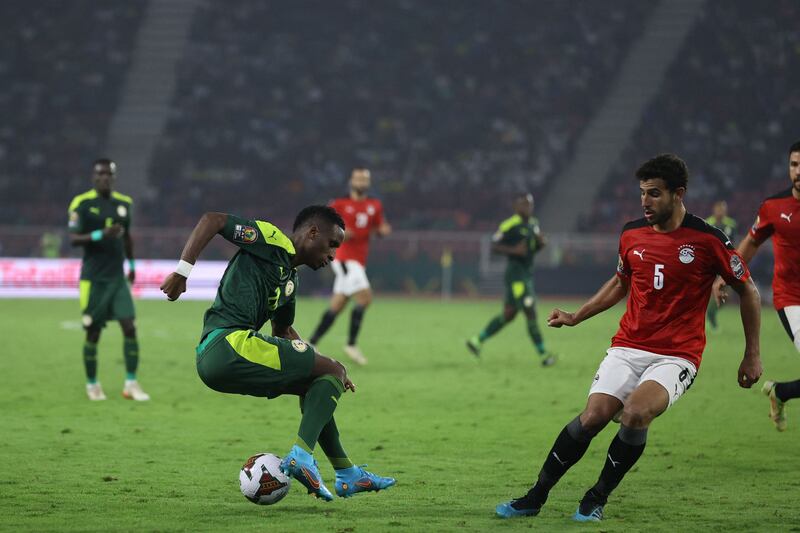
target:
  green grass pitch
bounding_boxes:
[1,296,798,532]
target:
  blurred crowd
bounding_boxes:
[580,0,800,232]
[0,1,143,226]
[147,0,651,230]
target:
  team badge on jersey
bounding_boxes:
[233,224,258,243]
[291,339,308,352]
[730,255,745,279]
[68,211,79,229]
[367,205,375,215]
[284,280,295,297]
[678,245,695,264]
[117,205,128,218]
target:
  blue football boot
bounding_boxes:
[573,490,605,521]
[495,491,541,518]
[334,465,396,497]
[280,445,333,501]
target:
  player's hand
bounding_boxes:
[547,308,577,328]
[712,276,728,307]
[160,272,187,301]
[103,223,124,239]
[343,375,356,393]
[737,355,762,388]
[127,269,136,285]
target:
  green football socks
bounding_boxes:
[83,341,98,383]
[296,375,344,453]
[123,337,139,379]
[479,315,507,341]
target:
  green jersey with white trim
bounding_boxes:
[67,189,133,281]
[201,215,299,339]
[493,214,541,278]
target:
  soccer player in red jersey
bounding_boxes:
[496,154,762,522]
[715,140,800,431]
[308,168,391,365]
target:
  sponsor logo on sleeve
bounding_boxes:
[750,216,760,233]
[678,244,695,264]
[68,211,79,228]
[233,224,258,243]
[616,254,625,274]
[730,255,745,279]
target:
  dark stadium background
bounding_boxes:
[1,0,792,299]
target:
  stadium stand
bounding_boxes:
[147,0,652,230]
[581,0,800,233]
[0,1,144,226]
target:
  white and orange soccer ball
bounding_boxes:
[239,453,291,505]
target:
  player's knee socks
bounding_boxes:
[83,341,98,383]
[348,305,366,346]
[296,375,344,452]
[530,416,598,506]
[479,315,507,342]
[310,310,337,344]
[525,314,546,354]
[123,337,139,379]
[775,379,800,402]
[318,417,354,469]
[591,424,648,499]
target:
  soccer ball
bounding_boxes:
[239,453,291,505]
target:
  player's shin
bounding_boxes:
[310,310,337,345]
[775,379,800,402]
[479,315,506,342]
[525,315,546,354]
[530,416,598,506]
[83,341,98,382]
[296,375,344,452]
[589,424,647,501]
[301,395,353,469]
[123,337,139,379]
[348,305,366,346]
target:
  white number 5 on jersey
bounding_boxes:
[653,264,664,290]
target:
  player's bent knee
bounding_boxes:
[579,410,614,433]
[619,405,656,428]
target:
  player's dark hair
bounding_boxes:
[93,158,115,169]
[635,153,688,191]
[788,141,800,155]
[293,205,345,232]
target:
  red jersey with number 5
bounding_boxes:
[749,188,800,310]
[329,197,385,266]
[612,213,750,368]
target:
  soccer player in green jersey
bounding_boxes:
[705,200,737,330]
[467,193,555,366]
[160,206,395,501]
[68,159,149,401]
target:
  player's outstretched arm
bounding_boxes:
[729,277,762,388]
[160,212,228,301]
[714,234,762,306]
[548,274,628,328]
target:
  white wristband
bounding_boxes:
[176,259,194,278]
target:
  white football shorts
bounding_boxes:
[331,259,371,296]
[589,346,697,408]
[778,306,800,352]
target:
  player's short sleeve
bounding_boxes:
[616,236,631,279]
[67,202,84,233]
[272,297,296,328]
[749,202,773,244]
[219,214,295,261]
[709,236,750,284]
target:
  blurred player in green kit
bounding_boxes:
[68,159,149,401]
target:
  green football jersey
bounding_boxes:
[704,215,737,241]
[493,214,542,278]
[201,215,299,340]
[67,189,133,281]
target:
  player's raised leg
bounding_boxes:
[496,393,619,518]
[467,304,516,357]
